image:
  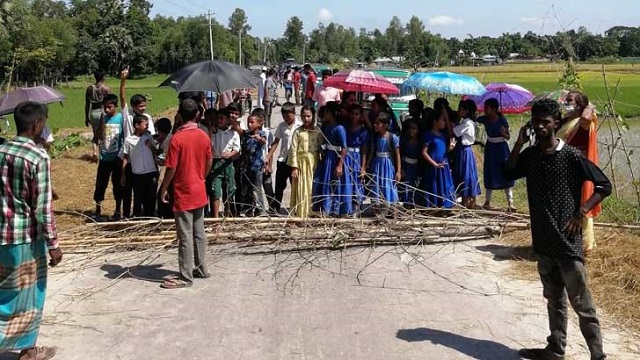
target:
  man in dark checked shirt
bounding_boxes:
[505,99,611,360]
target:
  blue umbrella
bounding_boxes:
[402,72,486,96]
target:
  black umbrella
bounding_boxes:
[159,60,261,93]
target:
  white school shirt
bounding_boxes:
[38,126,54,149]
[263,128,275,160]
[453,118,476,146]
[212,128,241,158]
[122,133,158,175]
[123,104,155,139]
[273,119,302,162]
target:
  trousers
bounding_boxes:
[537,255,605,360]
[175,207,208,283]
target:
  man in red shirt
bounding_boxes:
[303,63,317,107]
[293,66,301,105]
[159,99,213,289]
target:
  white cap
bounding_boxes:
[262,66,267,71]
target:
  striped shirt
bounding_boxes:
[0,136,58,249]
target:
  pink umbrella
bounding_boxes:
[323,69,400,94]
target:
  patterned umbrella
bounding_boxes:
[322,69,400,94]
[401,71,486,96]
[528,89,570,106]
[0,85,66,116]
[467,83,534,114]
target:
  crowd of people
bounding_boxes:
[0,59,611,358]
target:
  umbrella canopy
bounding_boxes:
[467,83,534,114]
[528,89,570,106]
[159,60,261,93]
[402,71,486,96]
[322,69,400,94]
[0,85,66,116]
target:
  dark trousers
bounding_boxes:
[157,183,174,219]
[537,255,606,360]
[132,172,159,217]
[270,162,292,212]
[121,164,133,217]
[94,158,124,205]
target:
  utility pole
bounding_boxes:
[263,37,268,65]
[239,29,242,66]
[206,10,214,61]
[302,42,306,64]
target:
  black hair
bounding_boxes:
[321,69,332,77]
[281,102,296,115]
[322,101,341,121]
[372,97,389,109]
[132,113,148,126]
[458,99,478,120]
[425,108,444,131]
[94,71,105,83]
[102,93,118,107]
[267,69,275,77]
[421,107,434,121]
[409,99,425,112]
[341,91,356,103]
[484,98,503,117]
[178,99,198,122]
[155,117,172,134]
[375,111,391,126]
[204,108,218,117]
[218,108,231,119]
[348,103,363,114]
[568,90,589,110]
[251,107,265,117]
[332,68,339,75]
[14,101,47,133]
[300,105,316,124]
[531,99,562,122]
[130,94,147,107]
[227,102,240,113]
[433,97,450,111]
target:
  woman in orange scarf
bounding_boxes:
[557,91,600,252]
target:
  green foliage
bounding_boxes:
[558,58,582,90]
[48,132,86,159]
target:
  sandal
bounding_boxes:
[160,277,192,289]
[20,346,58,360]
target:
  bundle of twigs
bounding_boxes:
[60,209,532,253]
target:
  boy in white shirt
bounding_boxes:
[211,109,241,218]
[121,114,158,217]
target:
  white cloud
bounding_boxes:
[429,15,464,26]
[318,8,333,22]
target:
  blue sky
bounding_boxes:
[151,0,639,39]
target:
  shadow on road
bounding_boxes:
[100,264,179,283]
[396,327,519,360]
[475,244,537,262]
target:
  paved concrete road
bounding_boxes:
[25,240,639,360]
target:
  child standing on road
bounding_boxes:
[399,120,421,206]
[477,98,515,211]
[345,104,369,215]
[422,109,456,208]
[366,112,401,209]
[288,106,321,218]
[239,115,268,216]
[211,109,240,218]
[452,99,481,208]
[121,114,158,217]
[93,94,125,220]
[312,102,349,216]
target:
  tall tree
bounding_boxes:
[282,16,304,61]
